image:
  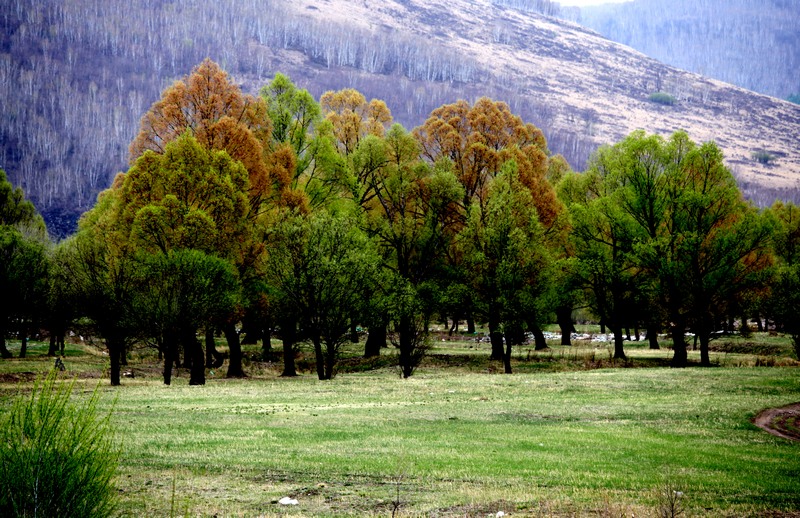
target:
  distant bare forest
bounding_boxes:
[576,0,800,100]
[0,0,796,236]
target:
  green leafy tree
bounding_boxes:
[0,169,50,359]
[766,201,800,358]
[133,249,239,385]
[115,133,255,378]
[458,164,551,372]
[357,125,463,377]
[267,210,379,379]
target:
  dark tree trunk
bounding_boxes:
[325,342,336,380]
[612,327,626,360]
[503,324,523,374]
[556,305,573,346]
[530,323,548,351]
[670,326,688,368]
[399,313,414,378]
[281,319,298,377]
[364,322,386,358]
[488,311,504,361]
[699,332,711,367]
[48,332,57,356]
[647,323,660,349]
[503,334,513,374]
[19,331,27,359]
[0,326,10,358]
[188,329,205,385]
[350,321,359,343]
[120,341,128,366]
[313,334,326,380]
[224,322,246,378]
[163,333,177,385]
[448,317,459,336]
[108,336,122,387]
[600,320,606,334]
[466,311,475,334]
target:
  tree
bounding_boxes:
[357,125,463,377]
[129,58,272,208]
[414,98,564,361]
[766,201,800,358]
[457,164,551,373]
[133,249,239,385]
[118,134,256,378]
[642,137,773,366]
[0,170,49,359]
[320,88,392,156]
[266,210,378,380]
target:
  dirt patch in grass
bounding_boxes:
[753,402,800,442]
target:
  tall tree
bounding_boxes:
[133,249,239,385]
[115,134,255,378]
[129,58,273,209]
[457,164,551,373]
[266,210,378,380]
[0,170,49,359]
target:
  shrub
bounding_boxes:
[648,92,677,105]
[752,150,775,165]
[0,372,119,518]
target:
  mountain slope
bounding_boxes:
[575,0,800,101]
[2,0,799,235]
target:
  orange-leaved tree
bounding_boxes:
[129,58,273,208]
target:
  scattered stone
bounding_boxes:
[278,496,299,506]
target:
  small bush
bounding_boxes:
[752,150,775,165]
[0,372,118,518]
[648,92,676,106]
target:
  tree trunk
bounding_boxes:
[530,322,548,351]
[108,336,122,387]
[325,341,336,380]
[313,334,326,380]
[0,320,11,358]
[556,305,573,346]
[19,331,27,359]
[612,327,626,360]
[224,322,245,378]
[670,326,688,368]
[364,322,386,358]
[502,334,513,374]
[163,333,177,385]
[48,333,57,356]
[646,323,660,349]
[280,319,298,377]
[488,311,504,361]
[399,313,414,378]
[466,310,475,334]
[699,332,711,367]
[188,329,205,385]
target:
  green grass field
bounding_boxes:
[1,333,798,517]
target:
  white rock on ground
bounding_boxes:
[278,497,299,505]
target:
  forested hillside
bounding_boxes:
[2,0,799,236]
[576,0,800,101]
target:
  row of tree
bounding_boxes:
[2,60,799,386]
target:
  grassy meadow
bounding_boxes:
[0,331,798,517]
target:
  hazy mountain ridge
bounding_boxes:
[576,0,800,100]
[1,0,799,236]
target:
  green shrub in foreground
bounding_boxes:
[0,372,118,518]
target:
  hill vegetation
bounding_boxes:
[2,0,799,236]
[575,0,800,101]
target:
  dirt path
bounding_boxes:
[753,403,800,442]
